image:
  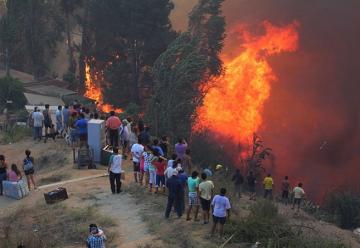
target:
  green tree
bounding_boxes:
[5,0,64,78]
[84,0,176,104]
[0,77,27,110]
[0,14,16,76]
[147,0,225,140]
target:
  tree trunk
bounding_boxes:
[65,11,76,74]
[5,47,10,77]
[78,1,90,94]
[130,39,140,104]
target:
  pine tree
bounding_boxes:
[147,0,226,140]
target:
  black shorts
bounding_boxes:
[24,168,34,176]
[133,162,140,172]
[294,198,302,206]
[200,198,211,211]
[213,215,226,225]
[282,190,289,199]
[248,185,255,192]
[79,133,87,141]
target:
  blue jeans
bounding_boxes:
[0,172,7,195]
[33,126,42,140]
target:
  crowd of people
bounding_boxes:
[24,104,306,246]
[230,171,306,211]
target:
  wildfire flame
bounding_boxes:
[84,61,123,114]
[194,21,299,146]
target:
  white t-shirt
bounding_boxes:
[32,111,44,127]
[212,195,231,218]
[131,143,144,163]
[293,187,305,199]
[164,167,175,179]
[110,154,122,173]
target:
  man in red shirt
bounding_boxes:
[106,111,122,147]
[153,157,167,193]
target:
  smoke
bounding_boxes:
[172,0,360,201]
[232,0,360,202]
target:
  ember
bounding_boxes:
[194,21,299,150]
[84,60,123,114]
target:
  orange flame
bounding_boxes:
[84,61,123,114]
[194,21,299,145]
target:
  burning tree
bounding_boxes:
[246,133,273,176]
[79,0,176,108]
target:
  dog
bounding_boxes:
[44,125,59,143]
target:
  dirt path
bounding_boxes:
[95,191,154,247]
[0,138,156,248]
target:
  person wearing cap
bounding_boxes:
[165,169,183,218]
[86,224,106,248]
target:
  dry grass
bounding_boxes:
[38,172,70,186]
[0,202,117,248]
[36,149,70,171]
[125,183,216,248]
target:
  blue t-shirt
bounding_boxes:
[212,195,231,218]
[178,173,188,187]
[75,118,88,134]
[152,146,164,156]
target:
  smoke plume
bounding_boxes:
[173,0,360,201]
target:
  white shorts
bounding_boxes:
[149,170,156,184]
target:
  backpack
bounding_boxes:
[24,158,34,171]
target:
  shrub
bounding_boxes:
[63,71,78,91]
[1,126,32,144]
[323,191,360,229]
[0,76,27,110]
[224,200,349,248]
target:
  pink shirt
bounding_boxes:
[8,170,19,182]
[106,116,122,130]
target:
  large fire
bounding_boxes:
[84,61,123,113]
[194,21,299,148]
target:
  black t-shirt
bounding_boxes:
[247,175,256,187]
[160,142,168,156]
[232,173,244,185]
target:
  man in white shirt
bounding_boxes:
[55,105,63,134]
[211,188,231,238]
[32,108,44,141]
[108,147,122,194]
[131,140,144,183]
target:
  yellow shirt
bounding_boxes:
[263,177,273,190]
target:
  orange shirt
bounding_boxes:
[106,116,121,130]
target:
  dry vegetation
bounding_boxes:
[0,202,117,248]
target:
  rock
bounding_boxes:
[353,228,360,236]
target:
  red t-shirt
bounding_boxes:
[154,161,166,176]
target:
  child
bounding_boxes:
[8,164,22,182]
[211,188,231,238]
[23,150,36,190]
[153,157,167,193]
